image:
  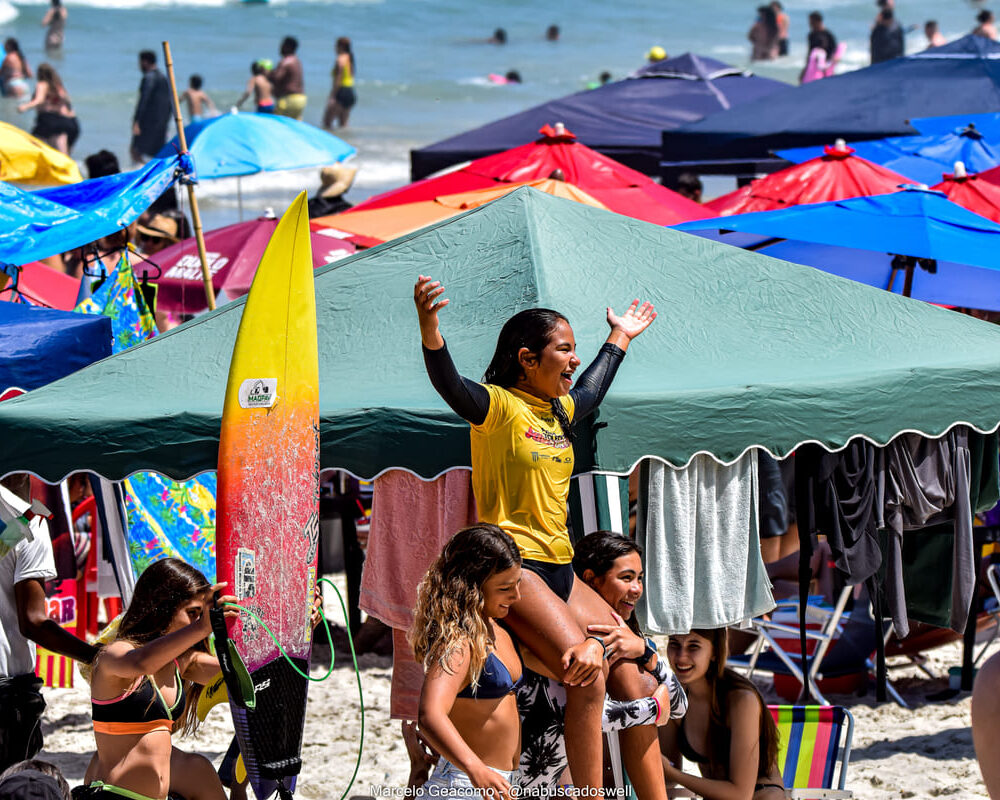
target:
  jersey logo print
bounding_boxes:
[524,426,570,449]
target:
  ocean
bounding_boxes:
[0,0,989,228]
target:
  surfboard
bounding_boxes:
[215,192,320,800]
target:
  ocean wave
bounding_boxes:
[0,0,18,22]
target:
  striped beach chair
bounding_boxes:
[769,705,854,799]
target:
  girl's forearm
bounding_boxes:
[663,763,750,800]
[115,622,209,677]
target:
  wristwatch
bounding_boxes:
[639,636,657,665]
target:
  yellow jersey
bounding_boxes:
[471,384,576,564]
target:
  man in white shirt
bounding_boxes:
[0,477,96,771]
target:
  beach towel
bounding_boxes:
[359,469,477,630]
[635,453,774,634]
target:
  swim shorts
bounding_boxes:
[334,87,356,109]
[276,93,307,120]
[522,559,575,603]
[256,102,275,114]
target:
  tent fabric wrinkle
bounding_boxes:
[5,188,1000,482]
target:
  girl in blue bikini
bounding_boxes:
[409,525,523,800]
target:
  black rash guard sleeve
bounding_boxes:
[570,342,626,420]
[422,340,490,425]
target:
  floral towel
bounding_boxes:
[76,249,216,581]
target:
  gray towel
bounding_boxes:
[636,452,775,634]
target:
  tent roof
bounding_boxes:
[410,54,787,179]
[661,35,1000,163]
[4,188,1000,483]
[705,147,909,216]
[0,303,111,394]
[354,126,708,225]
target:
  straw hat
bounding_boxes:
[319,163,358,199]
[136,213,181,243]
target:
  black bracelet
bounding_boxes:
[586,634,608,659]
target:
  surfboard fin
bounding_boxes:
[210,606,257,710]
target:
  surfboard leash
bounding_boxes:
[222,576,365,800]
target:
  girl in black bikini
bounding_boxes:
[661,629,784,800]
[409,525,524,800]
[415,275,664,799]
[85,558,239,800]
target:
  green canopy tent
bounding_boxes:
[3,188,1000,483]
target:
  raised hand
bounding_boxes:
[607,299,656,341]
[414,274,448,349]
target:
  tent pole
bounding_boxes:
[162,40,217,312]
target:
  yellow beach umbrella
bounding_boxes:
[313,178,608,244]
[0,120,81,185]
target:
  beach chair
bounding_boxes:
[770,705,854,799]
[729,586,907,707]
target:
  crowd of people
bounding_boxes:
[0,31,355,157]
[744,1,999,82]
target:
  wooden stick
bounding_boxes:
[162,40,216,311]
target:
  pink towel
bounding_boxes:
[391,627,424,720]
[359,469,478,629]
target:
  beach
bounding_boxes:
[33,577,998,800]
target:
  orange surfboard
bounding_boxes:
[216,193,319,799]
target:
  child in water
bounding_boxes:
[82,558,239,800]
[180,75,217,123]
[236,60,275,114]
[409,525,523,800]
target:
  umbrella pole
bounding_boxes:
[902,261,915,298]
[162,40,217,312]
[238,176,244,222]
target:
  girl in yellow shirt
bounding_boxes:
[415,275,665,799]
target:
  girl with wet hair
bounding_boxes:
[409,525,524,800]
[414,275,663,799]
[84,558,239,800]
[662,628,783,800]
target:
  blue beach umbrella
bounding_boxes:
[156,111,355,179]
[776,126,1000,187]
[675,188,1000,310]
[910,112,1000,138]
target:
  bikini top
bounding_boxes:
[92,661,185,736]
[456,649,523,700]
[677,716,727,766]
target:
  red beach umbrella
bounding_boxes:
[154,217,355,314]
[934,167,1000,224]
[347,125,710,226]
[705,143,910,217]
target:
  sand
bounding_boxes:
[33,598,997,800]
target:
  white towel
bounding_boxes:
[636,452,775,634]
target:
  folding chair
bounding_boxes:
[729,586,907,707]
[770,705,854,799]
